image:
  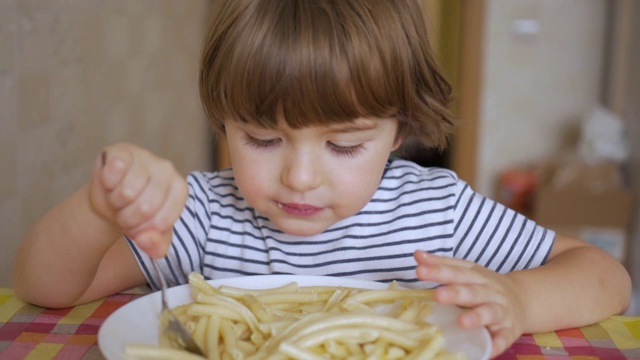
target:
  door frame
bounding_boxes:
[449,0,485,188]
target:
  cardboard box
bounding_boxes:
[532,161,634,262]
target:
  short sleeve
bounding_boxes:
[451,179,555,273]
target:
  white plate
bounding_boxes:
[99,275,491,360]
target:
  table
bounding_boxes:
[1,288,639,360]
[0,288,142,359]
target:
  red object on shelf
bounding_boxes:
[498,167,538,217]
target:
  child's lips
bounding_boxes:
[278,202,323,216]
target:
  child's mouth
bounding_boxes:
[277,202,323,216]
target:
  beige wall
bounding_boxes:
[608,0,640,313]
[475,0,607,196]
[0,1,213,286]
[476,0,640,313]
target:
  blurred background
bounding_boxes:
[0,0,638,313]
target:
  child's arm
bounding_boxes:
[414,235,631,358]
[13,143,188,308]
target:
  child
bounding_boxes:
[13,0,630,357]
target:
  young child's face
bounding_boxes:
[225,117,401,236]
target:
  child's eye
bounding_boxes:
[245,135,281,149]
[326,142,363,157]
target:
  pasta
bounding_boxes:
[125,273,465,360]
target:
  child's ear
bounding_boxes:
[391,137,403,152]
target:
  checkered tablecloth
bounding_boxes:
[496,317,640,360]
[1,287,639,359]
[0,288,140,359]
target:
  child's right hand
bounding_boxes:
[88,143,188,259]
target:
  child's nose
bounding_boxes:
[281,151,321,192]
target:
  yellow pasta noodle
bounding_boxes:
[125,273,466,360]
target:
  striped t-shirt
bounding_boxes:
[129,158,555,290]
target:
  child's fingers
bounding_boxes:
[458,302,504,328]
[435,283,498,307]
[100,150,133,191]
[119,167,187,232]
[489,328,514,358]
[146,177,189,233]
[133,230,172,259]
[106,157,151,211]
[131,191,181,258]
[115,169,169,229]
[416,260,487,285]
[89,148,137,221]
[414,250,475,268]
[126,177,188,257]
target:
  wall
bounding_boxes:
[0,0,213,286]
[476,0,607,197]
[477,0,639,313]
[610,0,640,314]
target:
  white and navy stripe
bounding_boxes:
[128,159,555,290]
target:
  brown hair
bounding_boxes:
[200,0,454,149]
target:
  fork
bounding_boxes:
[151,259,205,356]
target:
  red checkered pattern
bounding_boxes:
[1,288,639,359]
[495,317,640,360]
[0,289,140,359]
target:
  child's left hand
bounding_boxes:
[414,250,526,358]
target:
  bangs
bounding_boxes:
[202,0,408,129]
[201,0,453,148]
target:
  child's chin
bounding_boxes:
[275,220,333,238]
